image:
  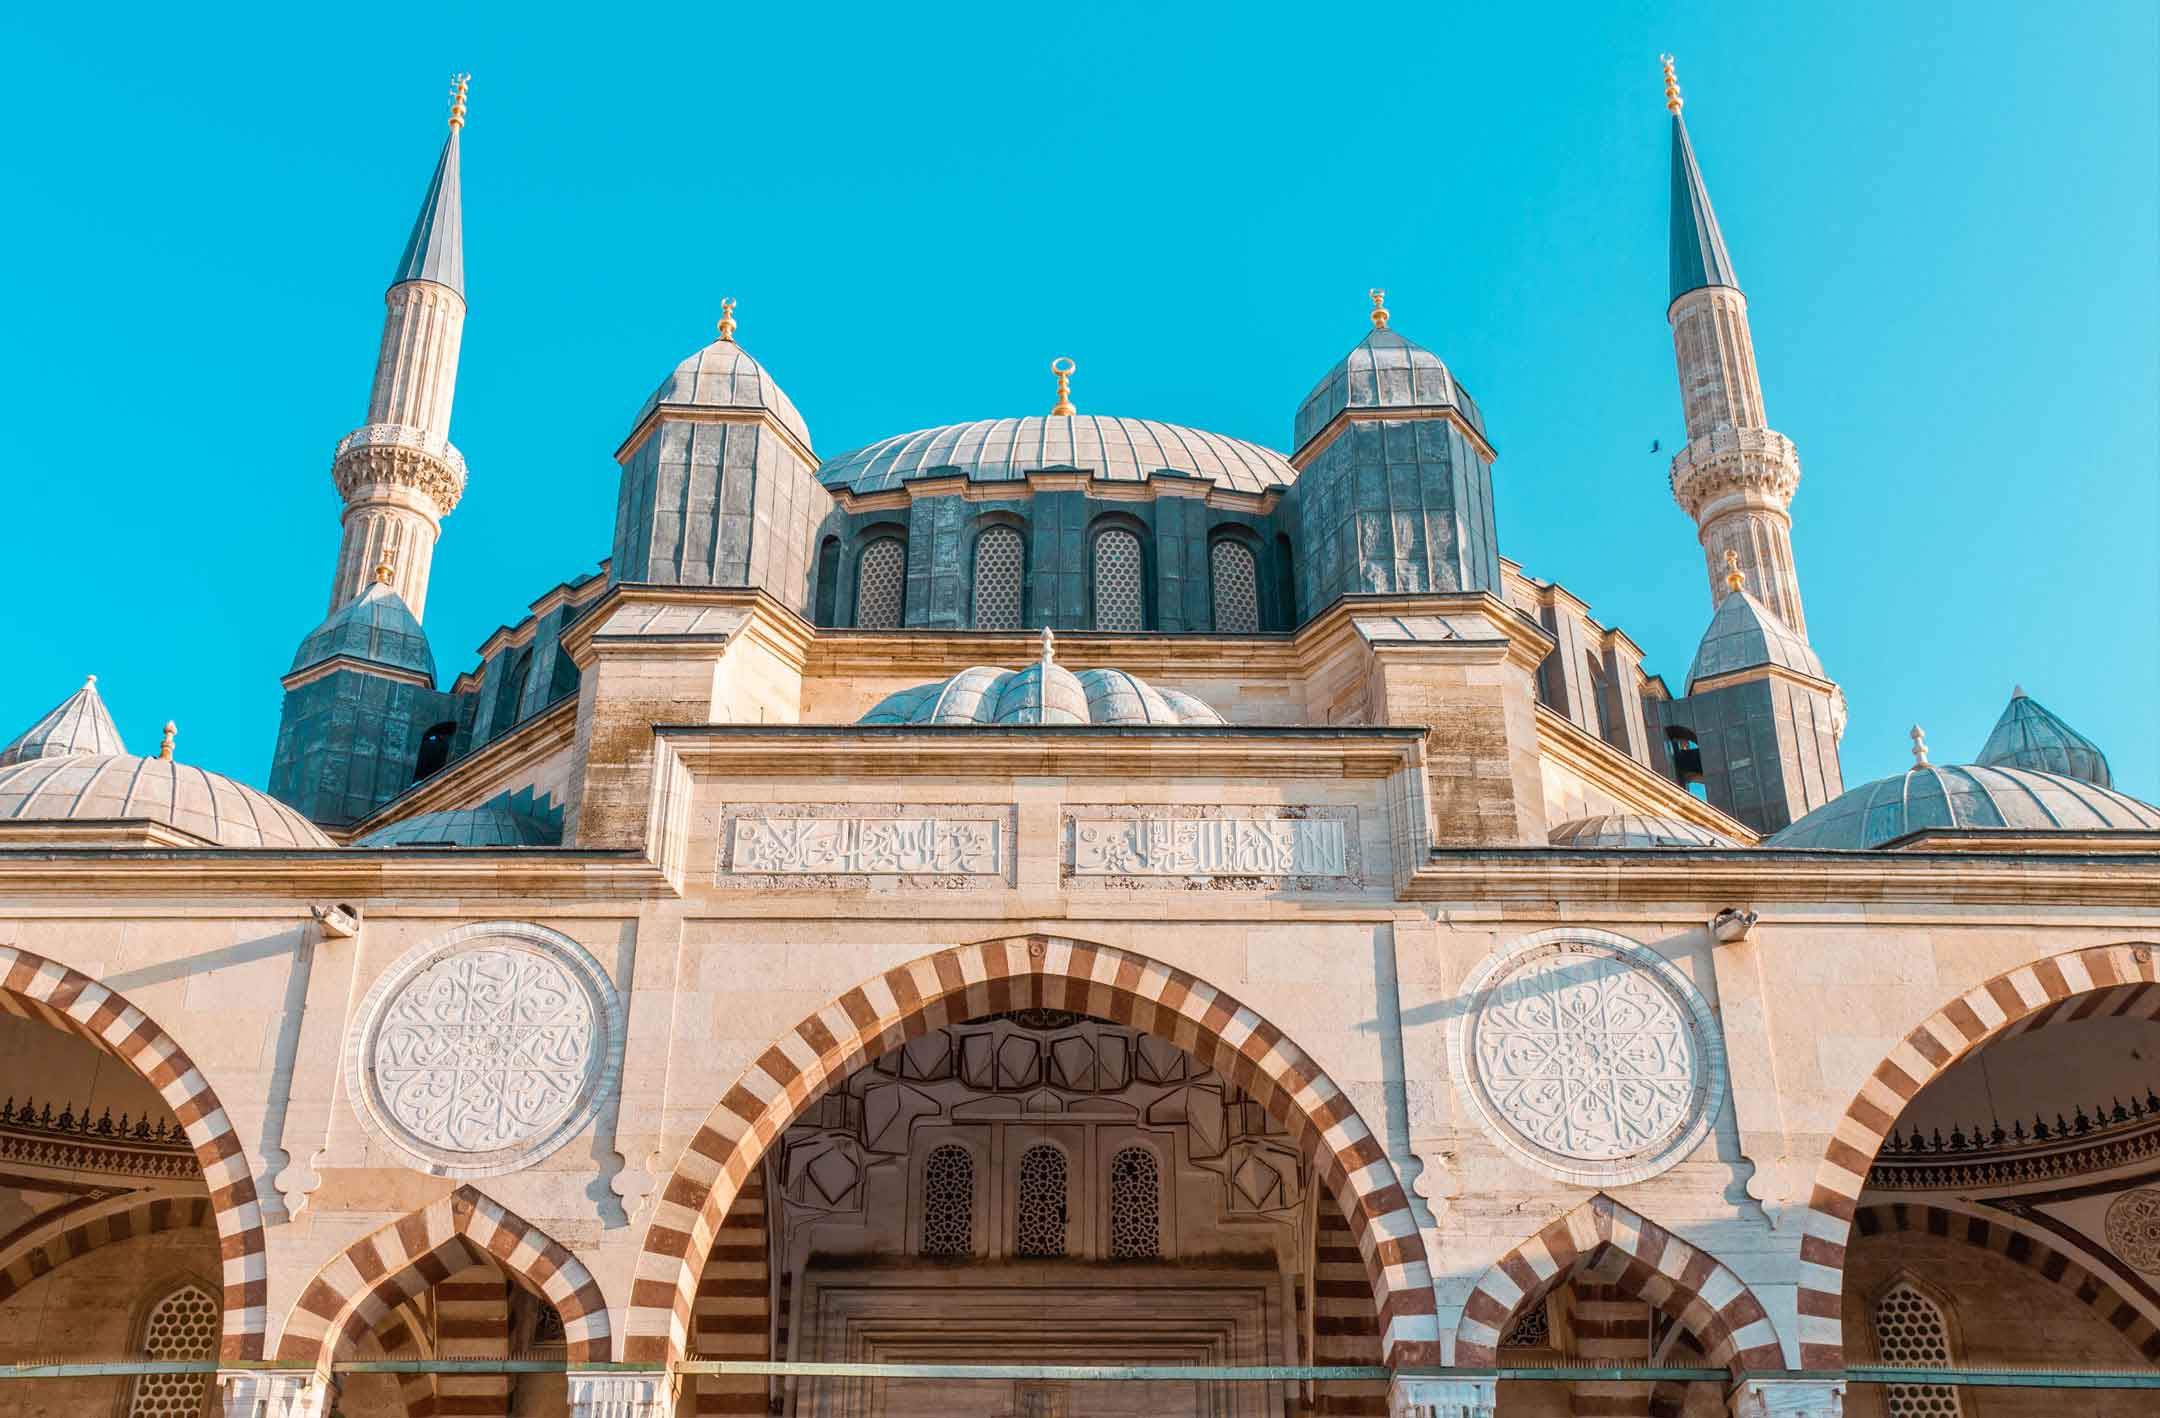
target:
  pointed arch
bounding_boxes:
[277,1184,610,1365]
[0,1192,213,1307]
[0,945,267,1357]
[629,933,1439,1365]
[1799,940,2160,1368]
[1454,1193,1784,1374]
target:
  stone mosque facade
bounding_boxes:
[0,64,2156,1418]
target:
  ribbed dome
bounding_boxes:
[355,804,560,848]
[291,582,435,681]
[1686,588,1823,689]
[1548,814,1740,849]
[0,754,334,848]
[1975,689,2111,789]
[0,677,126,768]
[1766,764,2160,850]
[817,416,1296,496]
[1293,328,1486,454]
[636,338,811,451]
[860,663,1224,726]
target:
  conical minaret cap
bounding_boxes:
[1666,60,1739,304]
[391,95,465,296]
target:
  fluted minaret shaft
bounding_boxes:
[327,115,468,622]
[1665,104,1808,637]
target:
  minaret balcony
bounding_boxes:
[1668,424,1800,522]
[332,422,468,515]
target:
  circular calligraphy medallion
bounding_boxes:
[348,922,616,1178]
[2106,1189,2160,1274]
[1452,930,1724,1186]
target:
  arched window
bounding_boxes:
[814,536,842,626]
[1092,527,1144,631]
[855,537,907,629]
[1210,539,1259,634]
[1873,1279,1962,1417]
[412,720,457,783]
[972,525,1025,629]
[125,1279,219,1417]
[921,1143,975,1257]
[1014,1143,1068,1258]
[1107,1146,1161,1259]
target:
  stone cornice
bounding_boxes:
[335,696,578,843]
[1533,706,1757,843]
[1686,661,1840,699]
[1290,404,1498,467]
[280,655,435,693]
[612,405,820,470]
[825,467,1284,518]
[0,848,669,901]
[557,585,817,672]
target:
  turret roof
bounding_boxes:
[291,582,437,682]
[1685,586,1822,690]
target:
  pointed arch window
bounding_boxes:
[972,525,1025,629]
[1107,1146,1161,1259]
[1210,539,1259,633]
[1092,527,1144,631]
[1014,1143,1068,1258]
[921,1143,975,1257]
[125,1279,219,1417]
[1873,1278,1963,1418]
[856,537,907,629]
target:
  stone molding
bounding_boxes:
[1061,805,1359,890]
[1667,426,1800,523]
[568,1371,677,1418]
[1387,1376,1496,1418]
[1726,1378,1845,1417]
[716,804,1016,888]
[332,423,467,515]
[219,1370,328,1418]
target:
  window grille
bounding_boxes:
[1210,540,1260,633]
[1014,1143,1068,1258]
[125,1281,218,1417]
[922,1143,975,1257]
[1107,1146,1161,1259]
[856,538,907,629]
[1874,1281,1963,1418]
[1500,1300,1550,1348]
[1092,529,1144,631]
[973,526,1025,629]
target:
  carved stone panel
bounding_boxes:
[1062,806,1359,890]
[717,804,1017,888]
[2106,1188,2160,1274]
[1451,929,1725,1187]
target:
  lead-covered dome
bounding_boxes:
[1548,814,1740,849]
[635,335,811,451]
[861,662,1223,726]
[1293,327,1486,454]
[1766,763,2160,850]
[0,753,334,848]
[1975,688,2111,788]
[817,416,1296,496]
[291,582,435,681]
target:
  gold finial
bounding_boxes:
[1660,55,1683,114]
[375,545,398,586]
[717,298,737,343]
[1910,724,1930,768]
[448,74,471,131]
[1722,548,1744,593]
[158,721,177,762]
[1369,288,1390,329]
[1050,358,1077,417]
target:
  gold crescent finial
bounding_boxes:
[1050,357,1077,417]
[448,74,471,131]
[717,298,738,343]
[1661,55,1683,114]
[375,545,398,586]
[1369,288,1390,329]
[1722,547,1744,593]
[158,721,177,762]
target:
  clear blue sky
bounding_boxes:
[1,4,2153,802]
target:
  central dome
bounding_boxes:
[861,663,1224,726]
[817,416,1297,496]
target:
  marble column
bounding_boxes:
[1388,1376,1497,1418]
[569,1370,678,1417]
[1727,1377,1847,1417]
[219,1371,329,1418]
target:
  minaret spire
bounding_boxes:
[325,78,473,623]
[1660,56,1809,638]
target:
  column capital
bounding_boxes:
[1389,1375,1498,1418]
[1727,1377,1847,1418]
[569,1369,679,1418]
[219,1370,329,1418]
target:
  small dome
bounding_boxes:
[0,754,334,848]
[0,677,126,768]
[1548,814,1740,849]
[291,583,435,681]
[636,337,811,451]
[817,416,1296,496]
[1766,764,2160,850]
[1686,588,1823,690]
[1975,689,2111,789]
[355,804,560,848]
[860,663,1224,726]
[1293,328,1486,455]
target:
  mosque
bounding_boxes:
[0,60,2156,1418]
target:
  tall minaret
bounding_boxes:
[1661,57,1809,638]
[326,76,471,622]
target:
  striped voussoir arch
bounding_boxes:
[629,934,1439,1366]
[0,1192,213,1306]
[0,945,266,1358]
[1851,1202,2160,1362]
[1455,1193,1784,1374]
[1799,941,2160,1369]
[279,1185,610,1365]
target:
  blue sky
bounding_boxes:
[1,4,2153,802]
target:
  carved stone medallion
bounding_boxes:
[2105,1188,2160,1274]
[1452,929,1724,1186]
[349,922,616,1178]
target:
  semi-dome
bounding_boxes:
[817,416,1297,496]
[0,676,126,768]
[291,582,435,681]
[1686,586,1823,689]
[1766,763,2160,850]
[355,804,560,848]
[1975,688,2111,789]
[635,332,811,452]
[1293,326,1486,455]
[1548,813,1741,849]
[860,656,1224,727]
[0,753,334,848]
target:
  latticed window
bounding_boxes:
[1092,528,1144,631]
[1014,1143,1068,1257]
[1210,540,1260,633]
[1499,1299,1551,1348]
[921,1143,975,1257]
[1874,1281,1962,1418]
[1107,1146,1161,1259]
[855,538,907,629]
[972,525,1025,629]
[126,1280,219,1417]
